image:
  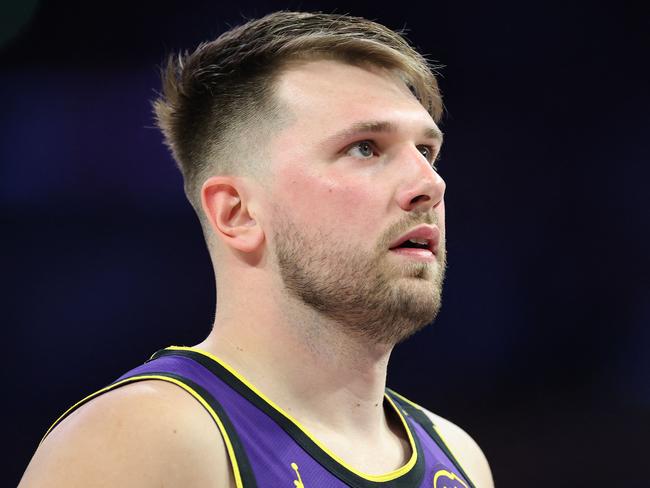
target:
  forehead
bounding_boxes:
[272,60,439,144]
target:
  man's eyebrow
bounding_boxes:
[423,125,444,143]
[322,120,444,147]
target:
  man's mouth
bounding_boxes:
[388,224,440,256]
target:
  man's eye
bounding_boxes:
[347,141,376,159]
[418,145,440,171]
[417,145,433,161]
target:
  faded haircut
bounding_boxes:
[153,11,443,226]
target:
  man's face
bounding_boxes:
[264,60,447,346]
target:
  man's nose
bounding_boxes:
[394,146,446,213]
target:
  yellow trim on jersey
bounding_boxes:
[41,374,244,488]
[165,345,418,482]
[387,389,472,484]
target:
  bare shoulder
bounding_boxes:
[421,409,494,488]
[20,380,234,488]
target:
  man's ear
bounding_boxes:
[201,176,264,253]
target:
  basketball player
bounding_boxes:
[20,12,494,488]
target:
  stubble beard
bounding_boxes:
[273,213,447,347]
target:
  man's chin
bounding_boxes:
[393,271,440,290]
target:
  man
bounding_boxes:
[20,11,494,488]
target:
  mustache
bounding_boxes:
[378,212,438,249]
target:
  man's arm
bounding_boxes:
[423,410,495,488]
[19,380,234,488]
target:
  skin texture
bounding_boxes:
[20,60,494,487]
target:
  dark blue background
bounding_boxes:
[3,1,649,486]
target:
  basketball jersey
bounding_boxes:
[44,346,475,488]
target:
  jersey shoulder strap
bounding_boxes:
[385,388,476,488]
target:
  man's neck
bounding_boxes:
[193,278,415,474]
[195,299,397,447]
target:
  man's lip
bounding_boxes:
[389,224,440,254]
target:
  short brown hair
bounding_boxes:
[154,11,443,222]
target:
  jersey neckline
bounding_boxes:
[153,345,425,486]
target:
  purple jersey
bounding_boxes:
[45,346,475,488]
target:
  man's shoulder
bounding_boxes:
[421,408,494,488]
[20,379,234,488]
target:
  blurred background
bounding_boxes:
[3,0,648,486]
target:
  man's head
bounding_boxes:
[154,12,447,346]
[154,11,442,220]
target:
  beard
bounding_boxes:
[272,211,447,346]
